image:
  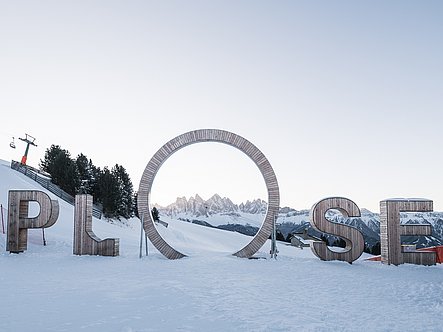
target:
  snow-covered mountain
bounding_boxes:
[157,195,443,249]
[157,194,266,217]
[239,198,267,214]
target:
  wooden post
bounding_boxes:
[42,228,46,246]
[145,233,148,256]
[73,194,119,256]
[1,204,5,234]
[139,214,144,258]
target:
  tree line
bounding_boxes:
[40,145,135,219]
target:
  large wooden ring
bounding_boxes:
[138,129,280,259]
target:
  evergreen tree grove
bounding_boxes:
[40,145,135,220]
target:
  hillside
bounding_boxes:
[0,160,442,331]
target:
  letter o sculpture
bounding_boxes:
[138,129,280,259]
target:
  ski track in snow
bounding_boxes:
[0,160,442,331]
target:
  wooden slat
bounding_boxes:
[403,251,436,266]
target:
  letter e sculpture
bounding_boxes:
[380,199,436,266]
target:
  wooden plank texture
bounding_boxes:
[73,194,119,256]
[309,197,364,263]
[7,190,59,253]
[380,199,436,266]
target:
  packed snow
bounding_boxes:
[0,160,442,332]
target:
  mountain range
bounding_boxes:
[156,193,267,216]
[156,194,443,250]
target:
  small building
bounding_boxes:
[290,235,311,248]
[289,228,320,249]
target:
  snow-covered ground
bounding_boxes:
[0,160,442,332]
[170,210,265,228]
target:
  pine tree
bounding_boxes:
[371,241,381,255]
[151,206,159,221]
[286,233,293,242]
[40,144,62,174]
[276,229,286,241]
[76,153,94,194]
[133,191,139,218]
[364,242,371,254]
[40,145,79,196]
[89,163,102,203]
[99,167,120,218]
[112,164,134,219]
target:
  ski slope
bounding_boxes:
[0,160,442,332]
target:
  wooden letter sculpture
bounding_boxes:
[138,129,280,259]
[310,197,364,263]
[7,190,59,253]
[380,199,436,266]
[73,194,119,256]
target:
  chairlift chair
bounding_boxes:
[9,137,16,149]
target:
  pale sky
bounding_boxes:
[1,1,442,211]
